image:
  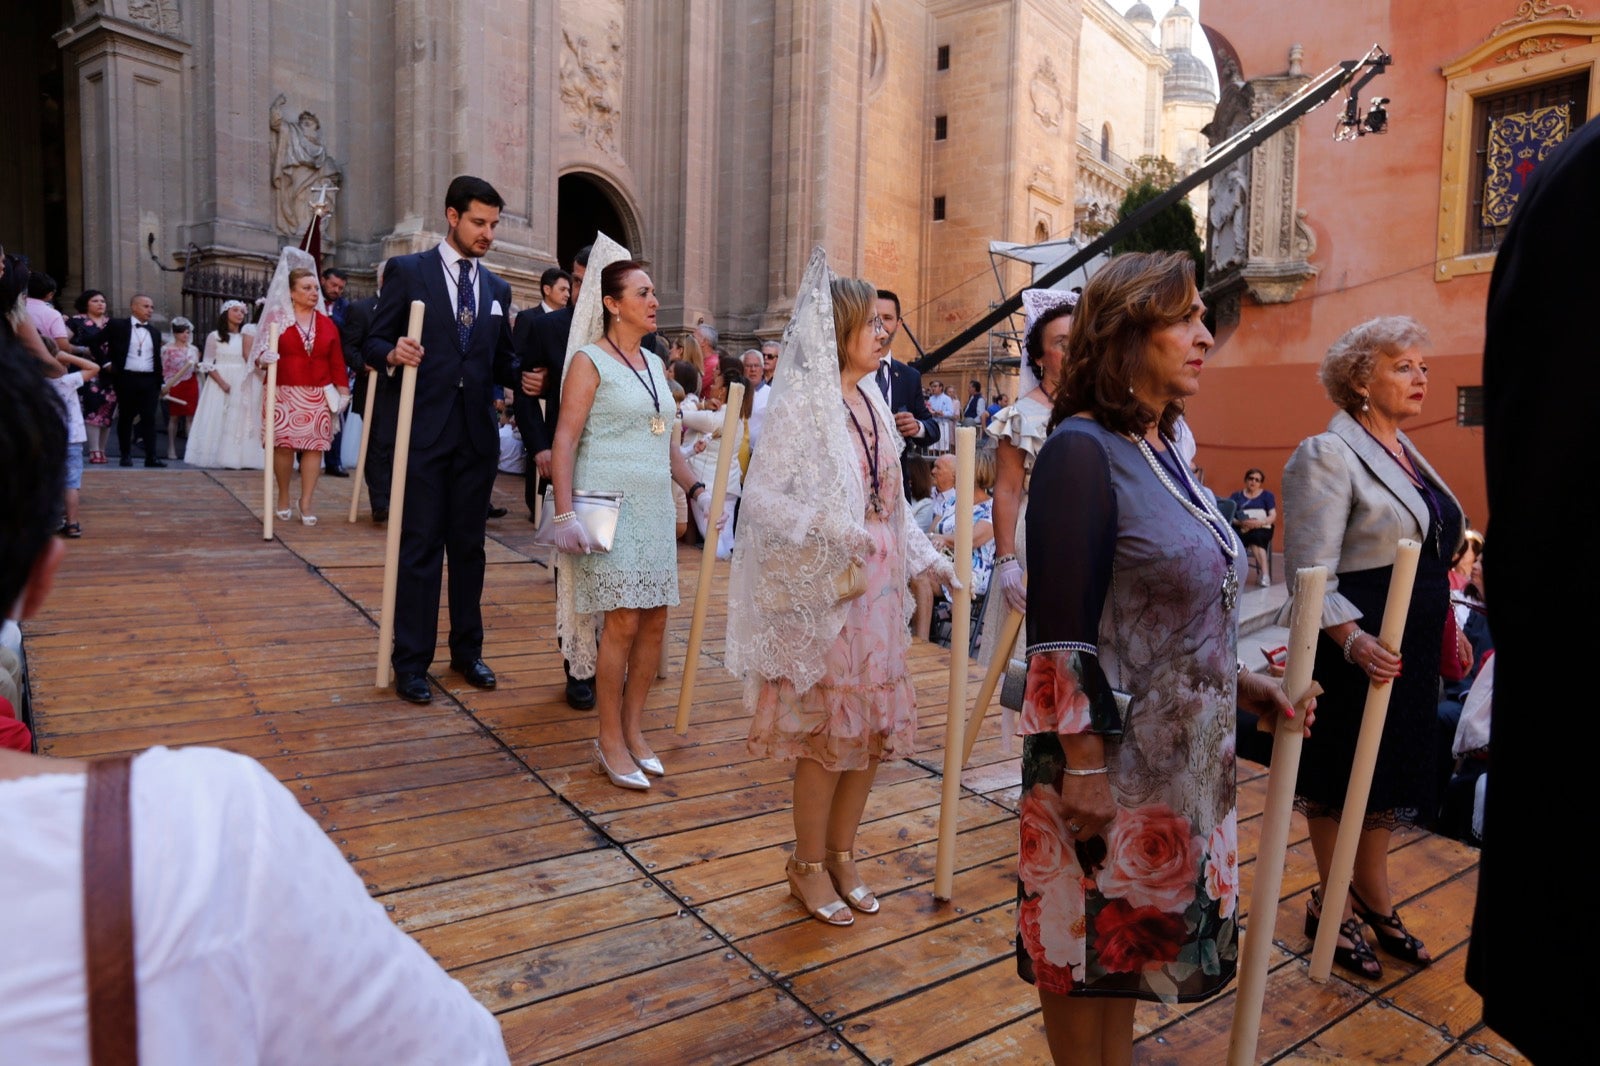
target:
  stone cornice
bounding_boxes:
[55,14,190,66]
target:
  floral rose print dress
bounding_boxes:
[1017,417,1242,1002]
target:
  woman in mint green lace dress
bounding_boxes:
[549,256,708,791]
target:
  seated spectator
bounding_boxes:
[986,392,1007,420]
[925,449,997,646]
[904,455,936,533]
[0,343,511,1065]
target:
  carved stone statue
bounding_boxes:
[560,22,623,153]
[269,93,342,237]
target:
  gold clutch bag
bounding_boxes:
[834,560,866,603]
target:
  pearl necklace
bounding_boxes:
[1134,434,1241,611]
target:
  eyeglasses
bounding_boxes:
[1245,476,1263,483]
[870,315,886,333]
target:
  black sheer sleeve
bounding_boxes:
[1022,423,1123,735]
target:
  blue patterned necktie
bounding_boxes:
[876,359,890,401]
[456,258,474,349]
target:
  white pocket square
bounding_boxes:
[490,300,504,317]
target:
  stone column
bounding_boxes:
[385,0,452,255]
[56,12,191,311]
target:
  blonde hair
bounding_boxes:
[1319,316,1430,414]
[974,448,997,492]
[287,266,317,289]
[830,277,877,370]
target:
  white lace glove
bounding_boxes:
[548,514,595,555]
[929,555,962,593]
[994,558,1027,614]
[255,351,280,366]
[690,489,712,532]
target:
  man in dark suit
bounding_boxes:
[340,262,393,520]
[512,245,595,709]
[363,175,519,704]
[962,379,984,422]
[320,267,353,477]
[520,267,571,323]
[1472,108,1595,1066]
[103,293,166,467]
[873,289,938,449]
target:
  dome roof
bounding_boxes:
[1163,48,1215,103]
[1126,3,1156,26]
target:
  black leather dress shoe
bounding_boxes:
[450,658,497,689]
[325,467,349,477]
[144,459,167,468]
[565,674,596,710]
[395,672,432,704]
[119,457,133,467]
[486,505,509,519]
[371,507,389,523]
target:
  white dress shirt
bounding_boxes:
[437,241,483,313]
[124,320,155,372]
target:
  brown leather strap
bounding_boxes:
[83,756,138,1066]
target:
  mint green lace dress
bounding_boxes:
[565,343,681,615]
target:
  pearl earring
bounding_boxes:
[1361,396,1369,413]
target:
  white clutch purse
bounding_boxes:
[532,488,624,553]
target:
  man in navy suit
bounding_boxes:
[364,175,518,704]
[103,294,166,467]
[873,289,938,449]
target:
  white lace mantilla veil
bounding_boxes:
[1015,287,1077,398]
[254,247,325,361]
[552,232,631,679]
[726,248,886,693]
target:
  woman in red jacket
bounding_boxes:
[259,264,348,525]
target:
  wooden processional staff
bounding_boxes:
[349,368,379,523]
[374,302,425,688]
[1227,565,1326,1065]
[261,324,281,541]
[1309,538,1421,982]
[674,382,746,734]
[934,426,977,902]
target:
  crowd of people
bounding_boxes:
[1,155,1528,1064]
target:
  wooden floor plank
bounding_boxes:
[20,471,1498,1063]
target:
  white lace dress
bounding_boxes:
[977,391,1051,665]
[185,330,265,469]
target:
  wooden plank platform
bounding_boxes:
[21,467,1520,1064]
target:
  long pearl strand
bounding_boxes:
[1135,436,1240,562]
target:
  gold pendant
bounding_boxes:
[650,415,666,435]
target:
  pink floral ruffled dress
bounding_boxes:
[746,402,918,771]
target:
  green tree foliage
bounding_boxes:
[1113,156,1204,284]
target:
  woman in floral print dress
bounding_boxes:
[1016,252,1304,1064]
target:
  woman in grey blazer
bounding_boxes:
[1279,315,1464,980]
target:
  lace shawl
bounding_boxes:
[552,233,630,678]
[254,247,324,364]
[726,250,866,692]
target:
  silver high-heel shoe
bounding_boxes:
[592,741,650,790]
[627,746,665,776]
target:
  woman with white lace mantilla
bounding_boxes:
[547,235,708,791]
[729,250,954,927]
[1017,253,1301,1064]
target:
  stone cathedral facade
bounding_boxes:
[7,1,1210,361]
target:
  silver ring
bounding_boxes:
[1068,821,1084,834]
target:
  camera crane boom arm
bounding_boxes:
[913,45,1391,372]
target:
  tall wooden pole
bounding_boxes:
[261,324,280,541]
[675,382,745,734]
[1228,566,1327,1064]
[934,426,976,901]
[349,368,378,522]
[1309,539,1421,981]
[962,605,1024,766]
[375,302,424,688]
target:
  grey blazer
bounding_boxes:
[1275,409,1464,628]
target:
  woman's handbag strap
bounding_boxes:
[83,756,138,1066]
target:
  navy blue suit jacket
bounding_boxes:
[880,356,939,447]
[363,248,517,456]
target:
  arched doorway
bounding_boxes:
[0,2,71,290]
[556,172,636,268]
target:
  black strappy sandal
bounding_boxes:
[1349,887,1432,966]
[1304,887,1383,979]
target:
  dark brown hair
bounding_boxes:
[1050,251,1197,440]
[599,259,651,331]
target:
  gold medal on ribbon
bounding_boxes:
[650,415,666,435]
